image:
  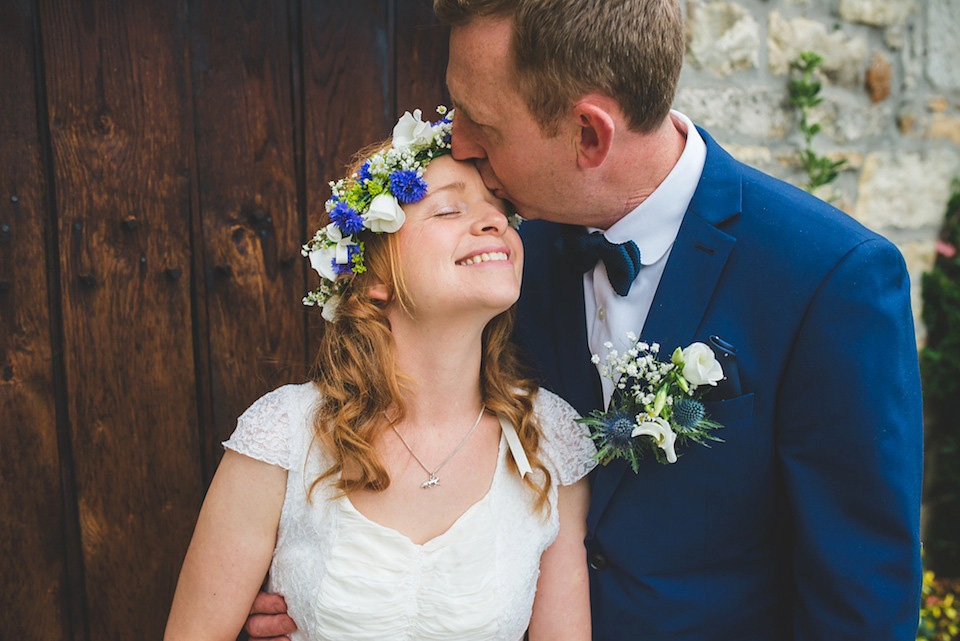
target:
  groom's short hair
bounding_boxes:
[435,0,684,135]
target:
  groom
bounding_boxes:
[248,1,923,639]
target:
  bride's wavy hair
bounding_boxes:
[307,141,552,512]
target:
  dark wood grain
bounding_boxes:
[188,0,306,483]
[395,0,450,116]
[37,1,204,637]
[0,1,71,639]
[301,0,395,358]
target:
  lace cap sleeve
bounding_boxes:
[534,388,597,486]
[222,384,305,470]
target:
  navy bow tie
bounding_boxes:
[567,230,642,296]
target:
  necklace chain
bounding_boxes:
[391,404,486,489]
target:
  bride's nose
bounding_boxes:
[472,205,508,235]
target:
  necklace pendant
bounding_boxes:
[421,475,440,489]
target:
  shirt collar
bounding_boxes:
[591,110,706,266]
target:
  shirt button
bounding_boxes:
[598,307,606,321]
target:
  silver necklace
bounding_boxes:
[391,404,486,489]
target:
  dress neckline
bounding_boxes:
[339,431,507,548]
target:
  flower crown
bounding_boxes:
[301,106,455,321]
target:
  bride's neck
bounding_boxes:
[389,314,486,429]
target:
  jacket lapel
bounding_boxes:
[587,130,742,531]
[551,236,603,417]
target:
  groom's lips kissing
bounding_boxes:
[476,160,509,200]
[455,246,512,266]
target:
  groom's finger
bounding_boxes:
[245,613,298,638]
[250,591,289,614]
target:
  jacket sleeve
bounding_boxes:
[776,237,923,641]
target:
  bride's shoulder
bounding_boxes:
[530,388,597,486]
[241,382,320,418]
[224,382,322,470]
[531,387,579,426]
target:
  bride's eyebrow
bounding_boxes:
[422,180,466,203]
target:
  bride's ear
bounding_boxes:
[367,281,390,301]
[573,98,616,169]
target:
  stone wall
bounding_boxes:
[676,0,960,342]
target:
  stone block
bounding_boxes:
[927,0,960,90]
[865,51,893,102]
[838,0,916,27]
[724,144,773,166]
[674,86,793,138]
[768,11,869,88]
[854,149,960,230]
[686,1,761,75]
[928,97,949,113]
[808,88,893,143]
[928,113,960,145]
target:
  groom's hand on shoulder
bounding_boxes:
[245,591,297,640]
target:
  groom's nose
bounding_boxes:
[451,117,487,161]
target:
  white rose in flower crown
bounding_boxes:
[681,342,724,387]
[392,109,433,149]
[308,246,338,282]
[364,193,406,233]
[631,416,678,463]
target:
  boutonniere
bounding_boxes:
[578,333,725,471]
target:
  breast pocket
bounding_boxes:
[702,392,755,425]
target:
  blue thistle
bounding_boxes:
[330,201,364,235]
[598,410,636,450]
[389,170,428,204]
[673,398,706,429]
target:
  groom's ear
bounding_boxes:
[573,98,616,169]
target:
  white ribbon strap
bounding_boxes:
[334,235,355,265]
[498,414,532,479]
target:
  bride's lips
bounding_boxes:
[455,246,512,266]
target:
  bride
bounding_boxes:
[163,108,595,641]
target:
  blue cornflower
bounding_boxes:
[357,161,372,183]
[389,170,428,204]
[330,244,363,277]
[330,201,364,235]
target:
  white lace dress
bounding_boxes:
[223,383,596,641]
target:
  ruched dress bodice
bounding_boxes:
[223,383,596,641]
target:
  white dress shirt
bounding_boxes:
[584,110,707,408]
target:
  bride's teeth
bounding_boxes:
[481,253,490,261]
[465,257,474,265]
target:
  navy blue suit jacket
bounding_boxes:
[514,129,923,641]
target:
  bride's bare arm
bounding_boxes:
[164,450,287,641]
[527,477,592,641]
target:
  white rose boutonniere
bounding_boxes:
[579,335,726,470]
[392,109,433,149]
[364,193,406,233]
[681,342,724,386]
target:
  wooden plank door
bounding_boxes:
[37,1,204,637]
